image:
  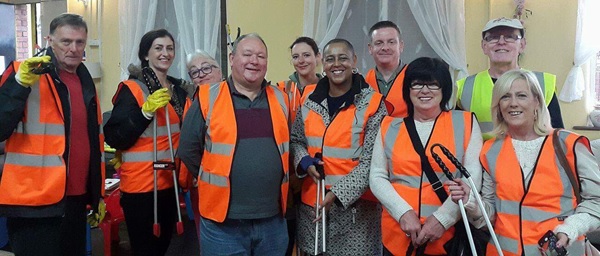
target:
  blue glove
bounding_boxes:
[299,155,321,175]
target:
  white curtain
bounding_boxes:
[558,0,600,102]
[303,0,350,49]
[407,0,468,81]
[118,0,157,81]
[118,0,220,81]
[173,0,221,79]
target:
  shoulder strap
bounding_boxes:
[553,129,581,203]
[405,117,448,203]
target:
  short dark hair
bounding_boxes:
[50,13,87,34]
[231,33,268,55]
[368,20,402,41]
[323,38,354,56]
[290,36,319,55]
[138,29,175,67]
[402,57,453,116]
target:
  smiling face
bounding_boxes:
[322,42,356,89]
[187,57,222,85]
[48,25,87,73]
[482,27,525,67]
[229,37,268,89]
[409,80,443,118]
[498,78,539,134]
[291,42,320,78]
[369,27,403,68]
[146,36,175,74]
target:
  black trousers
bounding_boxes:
[121,188,177,256]
[7,195,88,256]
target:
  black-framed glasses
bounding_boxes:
[410,82,441,90]
[483,34,522,44]
[188,65,218,79]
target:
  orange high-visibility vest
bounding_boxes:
[277,80,302,125]
[480,130,587,256]
[0,61,105,206]
[299,84,383,206]
[365,66,407,117]
[379,111,473,255]
[117,80,189,193]
[197,81,290,222]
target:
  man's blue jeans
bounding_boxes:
[200,214,288,256]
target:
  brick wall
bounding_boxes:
[14,5,29,61]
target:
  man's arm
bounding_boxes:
[548,94,564,128]
[178,98,206,177]
[0,68,31,141]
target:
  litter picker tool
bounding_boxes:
[314,152,326,255]
[152,103,184,237]
[430,143,503,256]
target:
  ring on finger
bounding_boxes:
[405,233,410,237]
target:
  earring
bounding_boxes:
[352,68,358,74]
[321,71,327,77]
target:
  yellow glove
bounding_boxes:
[108,151,122,170]
[15,56,52,87]
[141,88,171,116]
[87,200,106,228]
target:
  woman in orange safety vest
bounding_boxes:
[291,38,387,255]
[448,69,600,256]
[104,29,190,256]
[370,57,483,255]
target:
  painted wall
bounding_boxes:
[226,0,304,84]
[70,0,597,139]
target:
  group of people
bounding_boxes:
[0,12,598,256]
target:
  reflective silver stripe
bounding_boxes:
[278,142,289,156]
[324,174,344,186]
[270,85,289,120]
[198,166,229,187]
[524,206,575,222]
[282,172,289,183]
[461,75,476,111]
[496,234,520,255]
[496,199,520,215]
[15,80,65,136]
[121,150,172,162]
[4,153,63,167]
[383,118,402,172]
[322,146,362,159]
[389,173,421,188]
[205,142,234,156]
[478,121,494,134]
[140,123,180,138]
[533,71,546,97]
[204,82,223,128]
[132,80,150,96]
[306,136,322,148]
[450,111,466,164]
[14,121,64,136]
[484,139,504,177]
[421,204,438,217]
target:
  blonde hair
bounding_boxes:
[489,69,552,138]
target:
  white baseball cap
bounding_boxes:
[482,17,524,37]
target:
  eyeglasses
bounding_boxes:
[188,65,218,79]
[410,82,441,90]
[483,34,522,44]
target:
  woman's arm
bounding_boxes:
[290,107,310,177]
[555,140,600,245]
[104,84,152,149]
[369,128,413,221]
